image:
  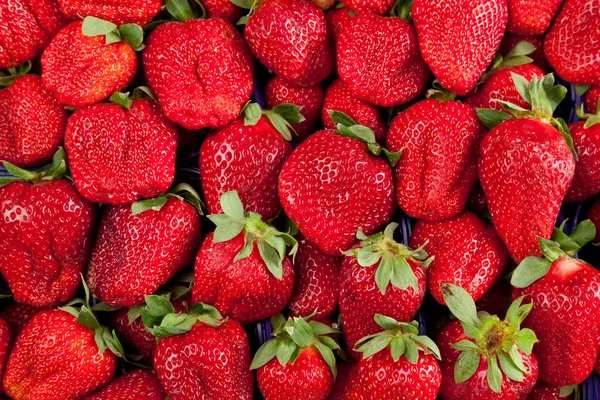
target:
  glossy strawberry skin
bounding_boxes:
[527,382,568,400]
[0,318,11,395]
[65,99,177,205]
[478,119,575,263]
[41,21,137,109]
[200,117,292,220]
[201,0,242,22]
[506,0,563,35]
[245,0,331,86]
[0,180,96,307]
[0,303,40,337]
[412,0,508,96]
[143,19,253,130]
[585,86,600,113]
[386,100,483,221]
[83,370,166,400]
[342,0,394,14]
[3,309,116,400]
[278,130,395,255]
[337,13,429,107]
[154,321,253,400]
[589,198,600,244]
[325,7,354,70]
[500,34,550,72]
[0,75,66,169]
[57,0,162,25]
[563,121,600,202]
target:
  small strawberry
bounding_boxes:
[589,198,600,245]
[506,0,563,35]
[324,7,354,69]
[412,0,508,95]
[203,0,242,22]
[438,284,539,399]
[527,382,575,400]
[57,0,162,25]
[83,370,166,400]
[500,34,551,71]
[585,86,600,113]
[0,318,11,396]
[0,303,40,336]
[342,0,395,15]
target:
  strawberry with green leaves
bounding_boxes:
[500,34,550,71]
[83,370,166,400]
[57,0,162,25]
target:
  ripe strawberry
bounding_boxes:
[412,0,508,96]
[386,98,483,221]
[337,12,429,107]
[527,382,575,400]
[87,187,202,307]
[351,315,442,399]
[0,0,69,69]
[0,318,11,395]
[506,0,563,35]
[202,0,242,22]
[475,278,513,316]
[326,360,355,400]
[325,7,354,69]
[589,198,600,245]
[477,74,575,263]
[500,34,550,71]
[0,150,96,307]
[64,95,177,204]
[510,221,600,386]
[342,0,395,14]
[438,284,539,399]
[244,0,331,86]
[410,211,509,305]
[83,370,166,400]
[585,86,600,113]
[57,0,162,25]
[252,315,340,400]
[0,74,66,169]
[340,223,430,360]
[0,303,40,336]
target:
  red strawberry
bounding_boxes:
[510,222,600,386]
[589,198,600,244]
[475,278,513,316]
[0,303,40,336]
[83,370,166,400]
[202,0,242,22]
[410,211,509,305]
[57,0,162,25]
[412,0,508,95]
[244,0,332,86]
[326,360,355,400]
[288,233,342,320]
[527,382,574,400]
[386,98,483,221]
[0,0,68,69]
[585,86,600,113]
[0,318,11,395]
[0,151,96,307]
[337,12,429,107]
[324,7,354,69]
[342,0,395,14]
[506,0,563,35]
[500,34,551,71]
[0,74,67,169]
[438,284,539,399]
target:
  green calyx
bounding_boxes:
[0,61,32,87]
[208,191,298,280]
[250,313,340,376]
[328,110,400,167]
[442,283,538,393]
[575,101,600,129]
[511,220,596,288]
[478,41,536,85]
[131,183,204,216]
[110,86,157,109]
[0,148,68,187]
[388,0,413,20]
[82,16,144,50]
[229,0,262,25]
[426,80,457,102]
[343,222,431,295]
[243,102,305,141]
[166,0,206,22]
[355,314,440,363]
[559,384,578,398]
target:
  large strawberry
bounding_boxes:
[477,74,575,263]
[506,0,563,35]
[83,370,166,400]
[510,221,600,386]
[0,150,96,307]
[57,0,162,25]
[0,74,67,168]
[500,33,550,71]
[438,284,539,399]
[585,86,600,112]
[412,0,508,95]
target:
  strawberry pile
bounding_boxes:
[0,0,599,399]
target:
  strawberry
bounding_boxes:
[342,0,395,15]
[477,74,575,263]
[0,150,96,307]
[589,198,600,245]
[475,278,513,317]
[412,0,508,96]
[202,0,242,22]
[500,34,551,71]
[506,0,563,35]
[585,86,600,113]
[264,76,324,141]
[386,98,484,221]
[0,318,11,396]
[0,74,67,169]
[288,233,342,320]
[57,0,162,25]
[510,221,600,386]
[83,370,166,400]
[337,12,429,107]
[251,314,340,400]
[527,382,575,400]
[438,284,539,399]
[193,191,296,324]
[41,19,140,109]
[87,186,202,307]
[351,315,442,399]
[410,211,509,305]
[326,360,355,400]
[243,0,332,87]
[339,223,430,360]
[324,7,354,70]
[0,303,40,336]
[0,0,69,69]
[322,79,387,143]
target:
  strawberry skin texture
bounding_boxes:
[585,86,600,113]
[322,79,387,143]
[506,0,563,35]
[278,130,395,255]
[201,0,242,23]
[87,198,201,307]
[0,303,40,337]
[245,0,332,87]
[84,370,165,400]
[342,0,395,14]
[193,232,294,324]
[0,180,96,307]
[410,211,509,305]
[386,100,483,221]
[143,19,253,130]
[500,34,551,71]
[41,21,137,109]
[154,320,253,400]
[3,309,116,400]
[589,198,600,244]
[513,258,600,386]
[0,318,11,395]
[109,308,157,363]
[527,382,568,400]
[563,121,600,201]
[412,0,508,96]
[0,0,68,69]
[201,117,292,220]
[0,75,66,169]
[265,76,324,141]
[257,347,334,400]
[57,0,162,25]
[64,99,177,204]
[478,119,575,263]
[337,13,429,107]
[544,0,600,85]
